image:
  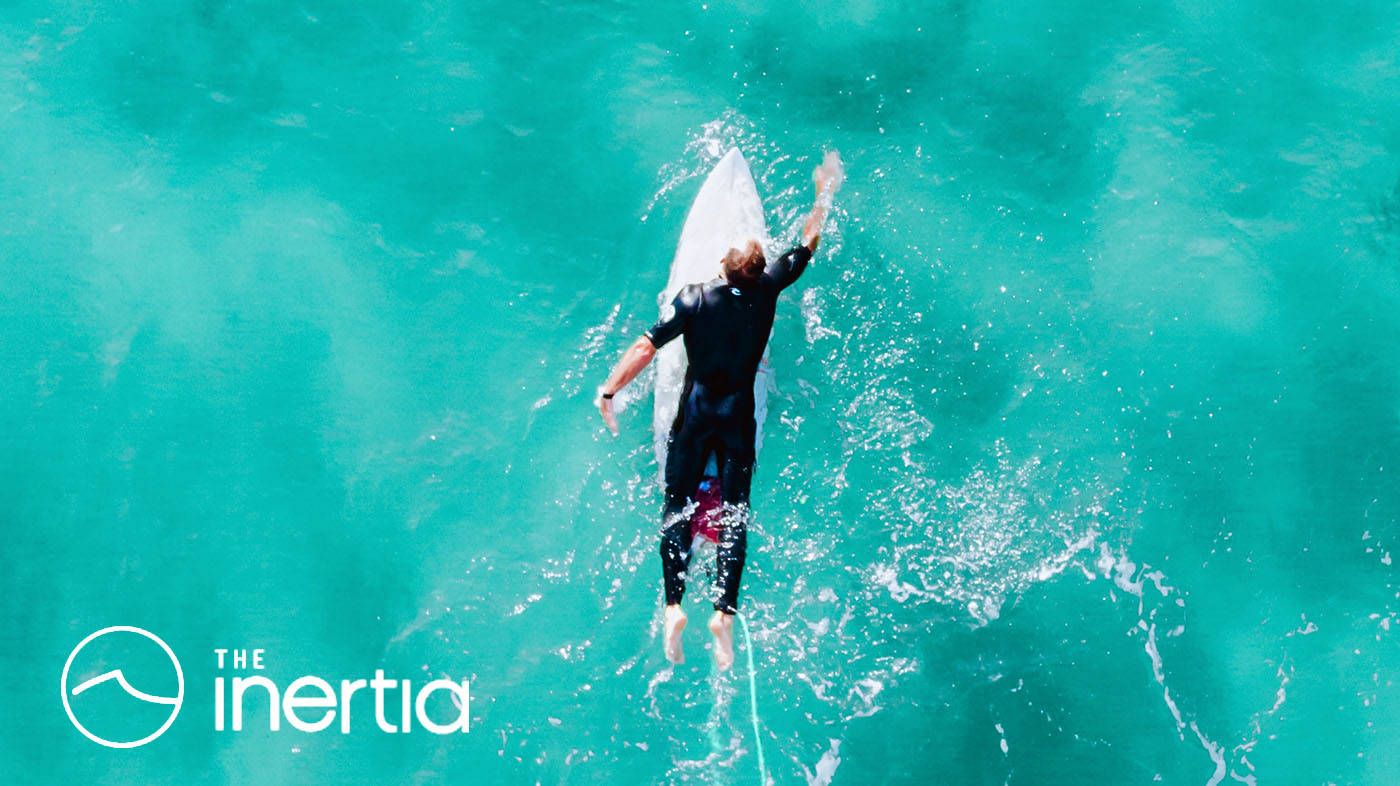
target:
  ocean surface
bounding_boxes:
[4,1,1400,784]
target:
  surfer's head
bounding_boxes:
[722,241,765,286]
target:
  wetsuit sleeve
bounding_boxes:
[643,286,698,348]
[762,245,813,290]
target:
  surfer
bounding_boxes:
[596,152,844,670]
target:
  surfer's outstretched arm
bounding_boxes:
[800,200,826,252]
[596,336,655,435]
[596,287,696,434]
[802,150,845,251]
[765,153,845,290]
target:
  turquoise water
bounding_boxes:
[5,1,1400,783]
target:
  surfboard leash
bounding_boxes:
[737,613,767,786]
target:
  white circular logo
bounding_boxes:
[60,626,184,748]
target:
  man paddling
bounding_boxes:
[596,152,843,670]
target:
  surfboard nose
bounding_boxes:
[713,148,760,245]
[716,147,749,182]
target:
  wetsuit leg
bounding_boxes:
[660,516,691,606]
[662,385,707,520]
[713,417,756,614]
[718,416,756,506]
[660,388,707,605]
[714,513,747,614]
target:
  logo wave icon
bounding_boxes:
[61,626,184,748]
[69,669,180,705]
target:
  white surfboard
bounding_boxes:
[652,147,773,480]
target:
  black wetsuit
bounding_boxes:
[644,244,812,614]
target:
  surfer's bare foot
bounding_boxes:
[663,604,687,664]
[708,611,735,671]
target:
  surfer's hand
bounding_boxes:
[804,150,843,251]
[813,150,844,197]
[597,394,619,436]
